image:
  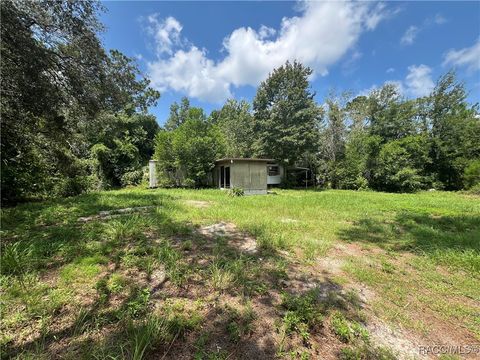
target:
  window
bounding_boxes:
[268,166,280,176]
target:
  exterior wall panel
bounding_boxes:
[213,160,268,194]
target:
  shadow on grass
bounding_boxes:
[2,192,366,359]
[338,212,480,272]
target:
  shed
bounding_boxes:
[213,158,275,195]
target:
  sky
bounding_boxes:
[99,1,480,125]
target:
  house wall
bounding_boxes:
[231,161,267,194]
[213,160,268,195]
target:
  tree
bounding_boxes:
[425,71,480,189]
[89,112,159,188]
[368,84,417,142]
[154,112,224,187]
[252,61,322,167]
[1,0,159,202]
[165,97,190,130]
[211,99,254,158]
[373,135,431,192]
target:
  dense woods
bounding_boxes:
[1,0,159,204]
[2,1,479,204]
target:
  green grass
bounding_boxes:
[1,187,479,358]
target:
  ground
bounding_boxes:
[1,188,479,359]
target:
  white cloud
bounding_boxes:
[146,14,183,55]
[443,39,480,72]
[400,26,419,45]
[405,64,434,97]
[258,25,276,40]
[434,13,447,25]
[145,1,390,103]
[386,67,395,73]
[359,64,433,98]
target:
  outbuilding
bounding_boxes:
[213,158,282,195]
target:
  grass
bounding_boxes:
[1,187,479,358]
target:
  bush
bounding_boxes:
[464,159,480,189]
[183,178,196,188]
[121,170,144,187]
[53,175,95,197]
[466,182,480,195]
[227,187,244,197]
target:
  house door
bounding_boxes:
[225,167,230,188]
[220,166,224,188]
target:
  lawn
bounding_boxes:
[1,188,479,359]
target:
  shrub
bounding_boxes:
[53,175,95,197]
[227,187,244,197]
[464,159,480,189]
[466,182,480,195]
[183,178,196,188]
[121,170,144,187]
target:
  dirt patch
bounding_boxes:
[77,206,156,222]
[185,200,212,208]
[367,318,420,360]
[198,222,258,254]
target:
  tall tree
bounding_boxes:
[252,61,322,166]
[165,97,190,130]
[210,99,254,158]
[1,0,159,202]
[426,71,480,189]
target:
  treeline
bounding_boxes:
[154,61,480,192]
[1,1,160,204]
[2,1,478,204]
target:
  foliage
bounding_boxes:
[227,187,245,197]
[1,0,159,203]
[373,135,431,192]
[89,112,159,188]
[252,61,323,167]
[154,116,225,187]
[463,159,480,189]
[210,99,255,158]
[316,72,479,192]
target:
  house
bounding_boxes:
[213,158,283,195]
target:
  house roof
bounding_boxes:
[215,158,276,163]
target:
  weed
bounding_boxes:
[124,287,151,318]
[208,260,236,291]
[95,277,111,305]
[125,315,172,360]
[156,240,189,286]
[331,311,368,343]
[226,303,256,342]
[107,273,128,293]
[0,242,32,275]
[280,289,323,343]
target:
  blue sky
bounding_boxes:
[100,1,480,125]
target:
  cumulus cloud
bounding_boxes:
[360,64,433,98]
[145,1,390,103]
[400,26,419,45]
[405,64,434,97]
[443,39,480,72]
[146,14,183,55]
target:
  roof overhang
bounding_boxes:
[215,158,275,164]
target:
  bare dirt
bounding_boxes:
[198,222,258,254]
